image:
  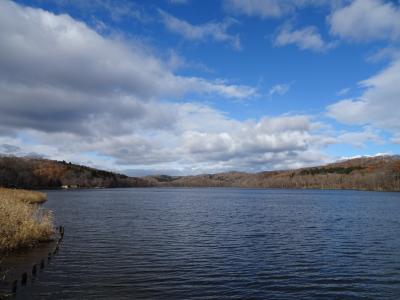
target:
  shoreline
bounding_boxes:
[39,185,400,193]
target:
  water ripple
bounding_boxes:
[10,188,400,299]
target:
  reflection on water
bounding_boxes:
[7,188,400,299]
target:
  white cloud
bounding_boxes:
[159,10,241,49]
[223,0,329,18]
[166,50,213,73]
[329,0,400,42]
[366,47,400,63]
[392,136,400,144]
[274,25,334,52]
[337,87,350,96]
[336,127,383,147]
[268,83,291,97]
[0,0,256,135]
[338,152,394,161]
[328,57,400,134]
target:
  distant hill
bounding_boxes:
[147,155,400,192]
[1,155,400,192]
[0,156,151,189]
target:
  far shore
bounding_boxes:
[38,185,400,194]
[1,155,400,193]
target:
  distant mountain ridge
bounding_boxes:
[1,155,399,192]
[146,155,400,192]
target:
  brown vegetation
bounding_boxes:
[0,156,151,189]
[0,188,47,204]
[0,188,53,253]
[148,156,400,192]
[1,155,400,192]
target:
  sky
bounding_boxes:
[0,0,400,175]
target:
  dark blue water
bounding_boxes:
[13,188,400,299]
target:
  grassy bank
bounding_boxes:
[0,188,54,253]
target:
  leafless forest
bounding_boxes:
[147,156,400,192]
[1,155,399,192]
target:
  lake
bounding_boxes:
[10,188,400,299]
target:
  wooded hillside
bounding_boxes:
[0,156,150,189]
[1,155,400,192]
[148,156,400,192]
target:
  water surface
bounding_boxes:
[12,188,400,299]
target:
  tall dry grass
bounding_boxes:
[0,188,54,253]
[0,188,47,204]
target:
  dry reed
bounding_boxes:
[0,188,47,204]
[0,188,54,253]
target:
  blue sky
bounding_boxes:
[0,0,400,175]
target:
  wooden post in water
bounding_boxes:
[32,264,37,276]
[59,226,65,239]
[40,259,45,269]
[11,280,17,294]
[21,273,27,286]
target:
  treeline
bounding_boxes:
[299,166,364,176]
[0,156,151,189]
[1,155,400,192]
[149,156,400,192]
